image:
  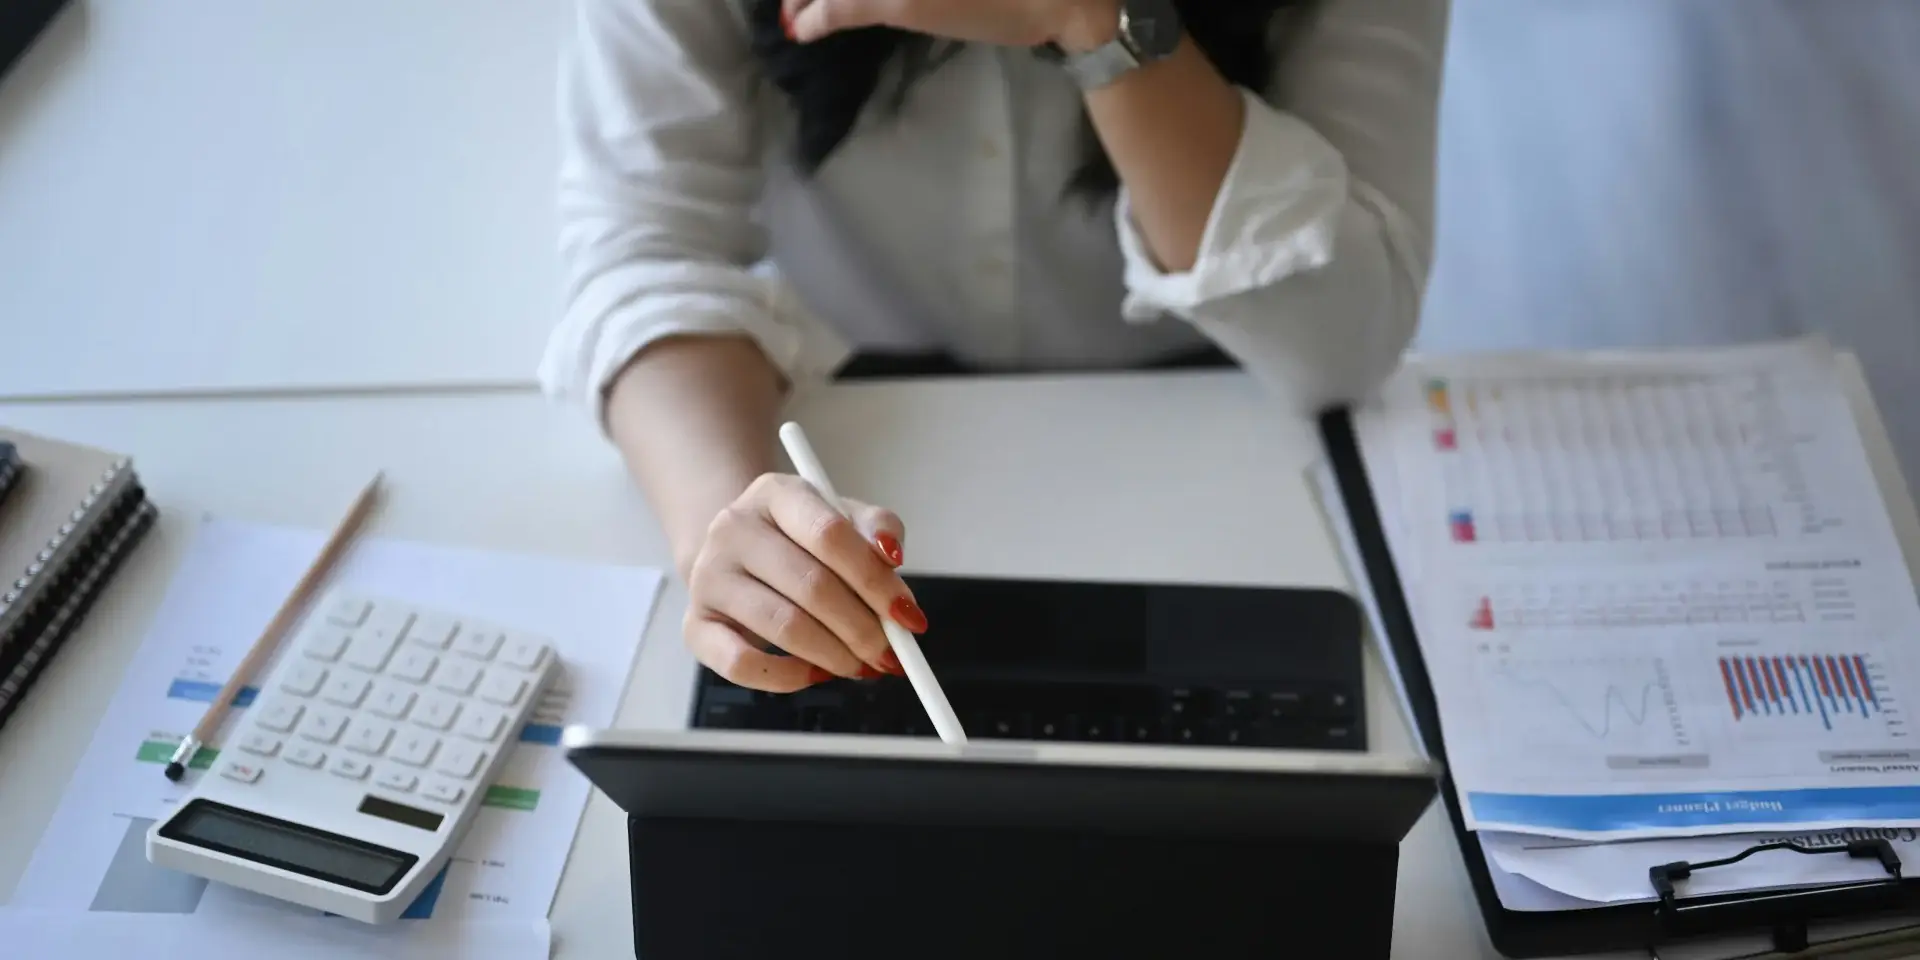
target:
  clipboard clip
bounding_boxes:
[1648,839,1904,954]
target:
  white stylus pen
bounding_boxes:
[779,422,968,744]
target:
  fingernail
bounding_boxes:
[889,596,928,633]
[873,532,904,567]
[857,663,884,680]
[780,5,795,39]
[879,650,905,676]
[807,665,836,685]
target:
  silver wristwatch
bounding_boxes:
[1059,0,1183,90]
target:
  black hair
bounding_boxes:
[744,1,1309,196]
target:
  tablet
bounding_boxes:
[562,727,1439,843]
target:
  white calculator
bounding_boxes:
[146,590,558,923]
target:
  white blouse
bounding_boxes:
[539,0,1449,425]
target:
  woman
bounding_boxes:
[540,0,1448,692]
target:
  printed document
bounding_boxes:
[1354,339,1920,839]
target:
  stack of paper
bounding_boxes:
[2,516,665,957]
[1338,337,1920,911]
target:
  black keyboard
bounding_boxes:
[692,675,1365,751]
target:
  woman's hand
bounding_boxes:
[784,0,1120,52]
[684,473,929,693]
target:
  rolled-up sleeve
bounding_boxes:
[1115,0,1449,412]
[539,0,850,427]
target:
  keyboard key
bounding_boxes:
[342,631,400,673]
[389,648,438,684]
[1310,689,1357,719]
[376,768,419,793]
[407,615,459,650]
[324,596,371,627]
[329,755,371,781]
[434,661,482,695]
[478,672,527,707]
[368,683,417,720]
[435,743,486,780]
[422,781,465,804]
[301,627,351,662]
[257,701,305,733]
[284,743,326,768]
[299,708,349,744]
[499,635,550,671]
[452,627,503,661]
[346,720,395,756]
[321,673,371,708]
[390,731,440,768]
[238,731,282,757]
[456,706,505,743]
[413,695,461,731]
[220,760,263,783]
[280,663,328,697]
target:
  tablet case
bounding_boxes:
[1317,407,1920,957]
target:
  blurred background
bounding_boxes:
[1416,0,1920,482]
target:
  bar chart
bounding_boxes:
[1716,653,1893,732]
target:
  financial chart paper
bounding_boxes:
[1357,339,1920,840]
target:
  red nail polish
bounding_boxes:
[873,532,904,567]
[807,665,835,685]
[879,650,905,676]
[780,6,795,39]
[857,663,884,680]
[889,596,928,633]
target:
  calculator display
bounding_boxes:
[160,799,417,895]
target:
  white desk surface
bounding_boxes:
[0,365,1915,958]
[0,0,563,399]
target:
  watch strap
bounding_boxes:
[1061,36,1143,90]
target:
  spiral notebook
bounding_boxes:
[0,427,157,731]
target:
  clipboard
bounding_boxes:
[1315,406,1920,958]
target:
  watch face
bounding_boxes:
[1123,0,1182,58]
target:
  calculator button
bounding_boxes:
[434,661,482,695]
[280,663,328,697]
[301,627,351,662]
[238,731,282,757]
[390,732,440,768]
[325,596,371,627]
[363,606,416,648]
[376,768,419,793]
[422,781,465,804]
[499,635,550,672]
[452,627,503,661]
[478,672,527,707]
[321,673,372,707]
[368,684,417,720]
[329,755,371,781]
[389,649,438,684]
[258,701,305,733]
[346,720,395,756]
[456,706,505,743]
[435,743,486,780]
[220,760,264,783]
[343,631,400,673]
[413,695,461,731]
[284,744,326,768]
[299,708,349,744]
[407,615,459,650]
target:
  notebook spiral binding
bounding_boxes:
[0,461,156,730]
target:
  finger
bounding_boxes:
[733,517,898,673]
[762,480,929,638]
[789,0,897,42]
[709,561,871,678]
[684,615,830,693]
[842,497,906,568]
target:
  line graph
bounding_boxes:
[1474,651,1691,752]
